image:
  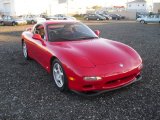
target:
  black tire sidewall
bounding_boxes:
[31,20,35,24]
[1,22,4,26]
[52,59,68,92]
[12,22,16,26]
[140,20,145,24]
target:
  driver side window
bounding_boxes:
[33,24,46,40]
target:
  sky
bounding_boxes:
[81,0,160,7]
[82,0,128,7]
[65,0,160,8]
[14,0,160,15]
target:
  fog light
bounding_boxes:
[84,76,102,81]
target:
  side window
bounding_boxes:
[3,16,8,20]
[8,16,12,20]
[155,15,159,18]
[33,24,46,40]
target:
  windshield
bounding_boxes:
[47,22,98,42]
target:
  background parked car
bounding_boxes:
[45,15,58,20]
[109,14,121,20]
[118,14,125,19]
[98,14,112,20]
[55,14,76,20]
[42,14,76,20]
[0,16,2,24]
[0,16,27,26]
[137,15,160,24]
[23,15,46,24]
[84,14,106,21]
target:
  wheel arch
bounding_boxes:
[21,39,24,44]
[50,56,58,73]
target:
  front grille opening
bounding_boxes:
[106,80,118,84]
[105,74,135,85]
[83,85,93,88]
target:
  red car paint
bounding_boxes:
[22,20,142,92]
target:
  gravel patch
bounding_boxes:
[0,22,160,120]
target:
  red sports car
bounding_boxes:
[21,20,142,95]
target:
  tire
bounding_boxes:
[52,59,68,92]
[1,22,5,26]
[31,20,35,24]
[86,18,89,20]
[22,41,30,60]
[140,20,145,24]
[97,18,100,21]
[12,22,16,26]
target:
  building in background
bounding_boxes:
[153,3,160,13]
[126,0,147,12]
[0,0,15,15]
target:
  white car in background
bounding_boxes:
[137,15,160,24]
[44,14,76,20]
[23,15,46,24]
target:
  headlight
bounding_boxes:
[138,63,143,70]
[84,76,102,81]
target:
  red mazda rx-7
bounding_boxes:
[21,20,142,95]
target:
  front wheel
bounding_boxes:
[1,22,5,26]
[31,20,35,24]
[52,59,68,92]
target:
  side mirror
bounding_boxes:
[94,30,100,36]
[26,27,32,31]
[32,34,42,41]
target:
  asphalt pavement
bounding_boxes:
[0,21,160,120]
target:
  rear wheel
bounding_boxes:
[140,20,145,24]
[52,59,68,92]
[12,22,16,26]
[97,18,100,21]
[86,17,89,20]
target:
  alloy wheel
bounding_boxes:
[53,63,64,88]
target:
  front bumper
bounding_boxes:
[71,74,142,96]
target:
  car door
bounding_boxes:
[31,24,51,69]
[147,15,154,23]
[87,15,92,20]
[3,16,8,25]
[8,16,13,25]
[155,15,160,23]
[90,14,95,20]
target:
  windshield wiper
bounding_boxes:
[78,36,98,40]
[54,37,73,41]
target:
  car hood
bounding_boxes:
[49,38,141,67]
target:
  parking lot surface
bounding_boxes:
[0,21,160,120]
